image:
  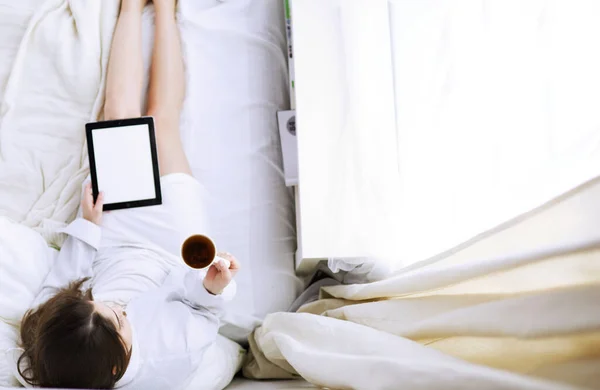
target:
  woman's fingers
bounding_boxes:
[83,182,104,211]
[94,192,105,211]
[216,260,232,280]
[228,256,240,271]
[82,182,92,206]
[205,263,218,280]
[217,252,240,271]
[81,182,104,225]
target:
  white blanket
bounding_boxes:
[243,176,600,390]
[0,0,116,248]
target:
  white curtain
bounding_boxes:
[294,0,600,274]
[390,0,600,270]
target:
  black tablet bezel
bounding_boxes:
[85,117,162,211]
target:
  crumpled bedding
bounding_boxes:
[0,0,115,247]
[243,176,600,390]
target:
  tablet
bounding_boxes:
[86,117,161,211]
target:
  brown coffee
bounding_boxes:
[181,235,216,269]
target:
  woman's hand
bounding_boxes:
[203,252,240,295]
[82,182,104,226]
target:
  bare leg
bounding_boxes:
[146,0,191,175]
[104,0,145,120]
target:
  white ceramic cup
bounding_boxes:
[181,234,231,270]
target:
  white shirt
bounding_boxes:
[21,218,235,390]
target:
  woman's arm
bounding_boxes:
[156,255,239,320]
[126,256,240,363]
[30,184,104,308]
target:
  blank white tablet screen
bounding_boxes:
[92,124,156,205]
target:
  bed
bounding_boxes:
[4,1,600,389]
[0,0,306,388]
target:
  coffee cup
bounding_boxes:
[181,235,231,270]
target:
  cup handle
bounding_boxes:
[214,256,231,269]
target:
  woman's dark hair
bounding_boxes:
[18,278,131,389]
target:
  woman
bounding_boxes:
[16,0,240,388]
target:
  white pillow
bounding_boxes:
[6,334,245,390]
[0,323,19,387]
[0,217,54,387]
[184,335,246,390]
[0,217,53,324]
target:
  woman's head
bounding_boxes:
[18,279,132,389]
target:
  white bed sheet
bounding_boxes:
[174,0,303,323]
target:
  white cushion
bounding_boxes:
[184,335,246,390]
[0,217,53,387]
[0,323,19,387]
[0,217,53,324]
